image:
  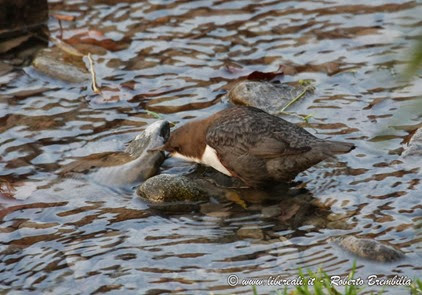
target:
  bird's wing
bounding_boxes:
[206,123,310,160]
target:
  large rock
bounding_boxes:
[228,80,313,115]
[332,235,404,262]
[32,47,90,83]
[61,120,170,188]
[137,174,212,210]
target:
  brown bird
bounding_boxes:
[154,106,355,187]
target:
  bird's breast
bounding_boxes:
[201,145,232,176]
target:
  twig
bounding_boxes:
[87,53,102,94]
[279,85,313,113]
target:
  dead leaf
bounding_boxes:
[52,14,76,22]
[246,65,284,81]
[225,191,247,209]
[65,30,125,52]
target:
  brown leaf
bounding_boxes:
[52,14,76,22]
[225,191,247,209]
[246,65,284,81]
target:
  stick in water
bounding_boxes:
[87,53,101,94]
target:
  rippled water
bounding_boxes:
[1,0,421,294]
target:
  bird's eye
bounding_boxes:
[175,146,181,153]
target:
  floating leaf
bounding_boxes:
[225,191,247,209]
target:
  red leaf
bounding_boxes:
[246,65,284,81]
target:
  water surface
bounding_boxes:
[0,0,421,294]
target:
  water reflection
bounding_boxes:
[1,0,421,294]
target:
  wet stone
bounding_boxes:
[32,47,90,83]
[62,120,170,188]
[333,235,405,262]
[89,120,170,186]
[261,205,281,218]
[228,80,313,115]
[137,174,211,209]
[237,226,265,240]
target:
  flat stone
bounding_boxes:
[32,47,90,83]
[237,226,264,240]
[261,205,281,218]
[333,235,405,262]
[228,80,313,115]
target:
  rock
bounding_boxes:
[88,120,170,186]
[61,120,170,188]
[237,226,264,240]
[228,80,313,115]
[187,165,247,189]
[200,203,232,218]
[137,174,211,209]
[303,216,327,228]
[402,128,422,159]
[0,0,48,38]
[332,235,405,262]
[32,47,90,83]
[261,205,281,218]
[327,220,351,230]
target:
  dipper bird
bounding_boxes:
[154,106,355,187]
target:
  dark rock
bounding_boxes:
[228,80,313,115]
[237,226,265,240]
[137,174,211,209]
[0,0,48,38]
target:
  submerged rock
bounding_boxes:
[228,80,313,115]
[332,235,405,262]
[32,47,90,83]
[137,174,212,209]
[237,226,265,240]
